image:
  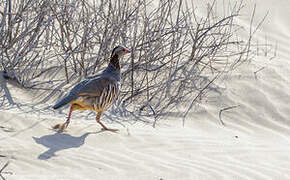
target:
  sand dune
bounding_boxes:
[1,111,290,179]
[1,0,290,179]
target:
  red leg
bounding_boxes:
[96,112,118,132]
[53,106,73,132]
[97,120,109,130]
[64,106,73,126]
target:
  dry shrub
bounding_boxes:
[0,0,266,121]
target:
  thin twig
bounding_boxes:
[254,67,265,79]
[0,161,9,174]
[219,105,240,126]
[149,104,157,128]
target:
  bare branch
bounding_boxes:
[219,105,240,126]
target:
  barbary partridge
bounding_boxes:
[52,46,131,132]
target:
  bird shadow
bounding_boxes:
[33,130,104,160]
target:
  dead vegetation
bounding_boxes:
[0,160,12,180]
[0,0,270,121]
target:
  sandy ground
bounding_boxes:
[1,0,290,179]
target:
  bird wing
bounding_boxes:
[53,75,117,109]
[52,79,90,109]
[76,77,115,97]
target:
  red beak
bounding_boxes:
[124,48,131,53]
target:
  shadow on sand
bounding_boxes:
[33,131,104,160]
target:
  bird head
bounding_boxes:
[111,46,131,57]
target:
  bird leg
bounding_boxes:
[96,112,118,132]
[53,106,73,132]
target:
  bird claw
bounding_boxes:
[101,128,119,132]
[52,123,68,133]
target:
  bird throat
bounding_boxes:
[109,54,120,69]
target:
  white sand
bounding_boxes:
[1,0,290,179]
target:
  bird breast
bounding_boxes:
[70,82,120,112]
[92,82,120,112]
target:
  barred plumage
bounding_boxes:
[52,46,131,132]
[94,82,120,112]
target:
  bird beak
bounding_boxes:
[124,48,131,53]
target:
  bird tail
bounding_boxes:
[52,94,76,109]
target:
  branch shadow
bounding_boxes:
[33,131,104,160]
[0,71,16,105]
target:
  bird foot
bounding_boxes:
[101,128,119,132]
[52,123,68,133]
